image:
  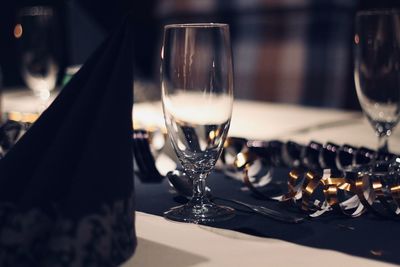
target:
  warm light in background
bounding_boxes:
[7,111,38,123]
[208,130,216,140]
[234,152,247,169]
[14,23,23,39]
[354,34,359,45]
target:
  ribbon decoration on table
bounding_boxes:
[134,128,400,219]
[223,138,400,219]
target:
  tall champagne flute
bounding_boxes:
[161,23,234,223]
[354,9,400,155]
[15,6,60,112]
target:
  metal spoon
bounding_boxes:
[167,170,305,224]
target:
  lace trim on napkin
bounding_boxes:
[0,196,135,267]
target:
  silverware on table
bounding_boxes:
[167,170,305,224]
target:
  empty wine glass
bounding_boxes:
[161,23,234,223]
[15,6,60,112]
[354,9,400,155]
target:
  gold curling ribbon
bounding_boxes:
[223,136,400,219]
[320,170,365,217]
[301,171,325,213]
[390,182,400,216]
[242,162,400,218]
[283,169,303,201]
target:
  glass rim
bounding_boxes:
[164,23,229,29]
[356,8,400,17]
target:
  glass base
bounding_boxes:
[164,198,235,224]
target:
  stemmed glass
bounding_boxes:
[15,6,60,113]
[161,23,234,223]
[354,9,400,155]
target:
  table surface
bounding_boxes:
[124,212,397,267]
[133,99,400,153]
[132,99,400,267]
[3,90,400,267]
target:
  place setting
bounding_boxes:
[133,13,400,265]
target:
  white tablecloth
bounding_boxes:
[133,100,400,153]
[123,212,395,267]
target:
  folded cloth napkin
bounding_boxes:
[0,14,136,266]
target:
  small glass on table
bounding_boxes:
[161,23,234,223]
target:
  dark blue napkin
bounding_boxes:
[0,14,136,266]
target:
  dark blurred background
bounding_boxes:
[1,0,400,110]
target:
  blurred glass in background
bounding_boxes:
[15,6,61,109]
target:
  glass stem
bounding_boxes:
[377,135,389,154]
[192,173,207,201]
